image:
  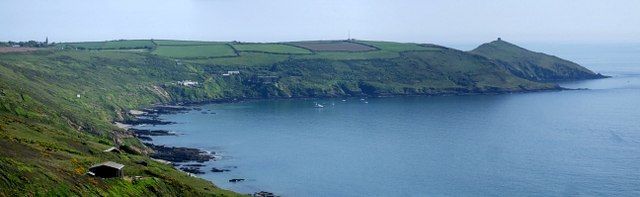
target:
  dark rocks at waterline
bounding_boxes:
[141,105,191,115]
[211,167,231,173]
[180,166,205,174]
[130,128,176,136]
[253,191,277,197]
[183,163,206,167]
[123,118,174,126]
[145,143,214,163]
[224,165,238,169]
[131,128,176,142]
[229,178,245,183]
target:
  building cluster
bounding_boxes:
[177,80,199,87]
[222,70,240,76]
[2,37,49,48]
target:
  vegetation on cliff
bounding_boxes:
[471,39,606,81]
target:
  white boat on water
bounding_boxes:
[314,102,325,108]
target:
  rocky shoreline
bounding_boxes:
[143,143,214,163]
[123,104,279,196]
[123,105,218,164]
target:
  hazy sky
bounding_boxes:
[1,0,639,45]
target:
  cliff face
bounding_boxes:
[471,39,606,82]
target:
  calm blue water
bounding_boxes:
[139,44,640,196]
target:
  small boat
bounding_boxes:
[341,99,347,102]
[314,102,324,108]
[364,101,369,104]
[360,98,365,101]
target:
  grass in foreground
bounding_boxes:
[0,50,241,196]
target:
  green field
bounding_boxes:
[287,40,442,61]
[65,40,155,50]
[186,52,291,66]
[152,44,237,58]
[153,40,222,46]
[289,41,377,52]
[61,39,444,61]
[231,43,311,54]
[65,42,107,49]
[294,50,400,60]
[357,40,439,51]
[103,40,155,49]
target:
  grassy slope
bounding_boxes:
[0,51,238,196]
[0,39,596,195]
[471,39,604,81]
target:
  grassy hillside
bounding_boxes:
[0,51,239,196]
[471,39,606,81]
[0,39,599,195]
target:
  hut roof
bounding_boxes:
[91,161,125,170]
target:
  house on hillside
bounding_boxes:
[88,161,124,178]
[222,70,240,77]
[177,80,199,87]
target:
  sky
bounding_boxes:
[1,0,639,46]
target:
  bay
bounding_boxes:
[138,44,640,196]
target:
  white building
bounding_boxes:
[178,80,199,86]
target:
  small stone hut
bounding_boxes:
[88,161,124,178]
